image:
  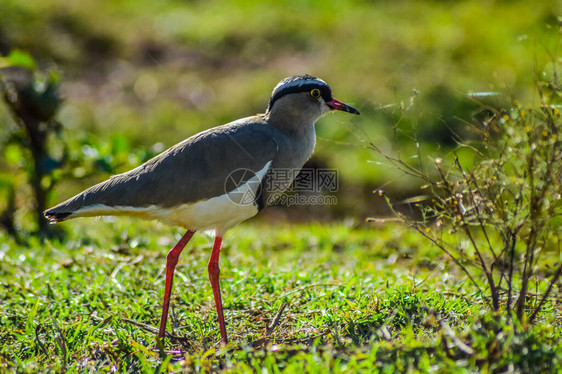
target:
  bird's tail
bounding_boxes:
[44,190,92,223]
[44,174,121,223]
[44,205,76,223]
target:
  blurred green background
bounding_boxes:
[0,0,559,230]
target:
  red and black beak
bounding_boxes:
[326,98,360,115]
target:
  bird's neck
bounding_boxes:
[265,108,319,135]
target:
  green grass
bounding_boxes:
[1,219,560,372]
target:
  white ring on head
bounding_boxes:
[273,77,328,94]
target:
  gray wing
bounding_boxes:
[45,116,278,220]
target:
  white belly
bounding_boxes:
[151,192,259,234]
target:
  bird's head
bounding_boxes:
[266,75,359,126]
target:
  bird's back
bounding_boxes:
[45,116,282,224]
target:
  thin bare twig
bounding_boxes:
[506,230,518,315]
[529,263,562,323]
[34,324,49,357]
[435,162,497,308]
[90,314,187,342]
[281,282,340,297]
[409,223,486,301]
[266,303,288,337]
[50,313,67,372]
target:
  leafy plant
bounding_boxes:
[0,50,163,239]
[371,56,562,323]
[0,50,64,238]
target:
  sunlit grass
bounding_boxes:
[1,220,560,372]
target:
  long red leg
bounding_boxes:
[208,235,228,343]
[158,229,195,339]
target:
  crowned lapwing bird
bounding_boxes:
[45,75,359,344]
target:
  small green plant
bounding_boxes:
[371,61,562,323]
[0,50,161,239]
[0,50,64,238]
